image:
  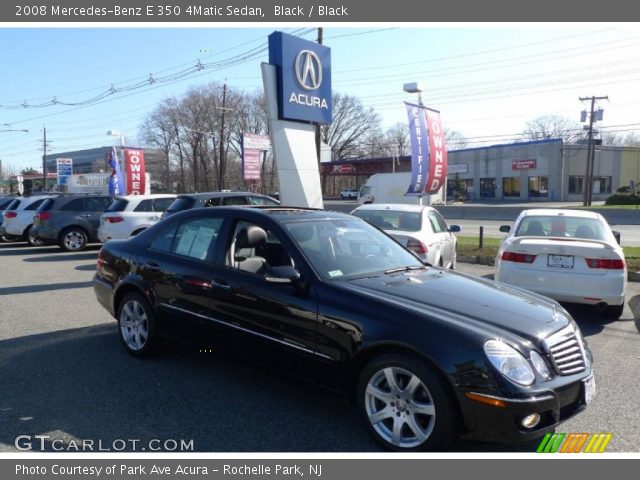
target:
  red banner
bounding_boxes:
[124,149,146,195]
[512,159,536,170]
[425,110,447,194]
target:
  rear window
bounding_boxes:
[248,195,280,206]
[61,198,85,211]
[353,209,422,232]
[0,198,14,210]
[106,198,129,212]
[221,196,247,206]
[6,199,21,210]
[25,198,47,211]
[515,215,609,241]
[167,196,196,212]
[36,199,55,212]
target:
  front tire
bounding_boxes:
[59,227,88,251]
[357,354,458,451]
[117,293,158,357]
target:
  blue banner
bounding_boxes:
[405,102,429,196]
[107,147,125,195]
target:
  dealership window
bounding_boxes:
[447,178,474,199]
[593,177,612,194]
[479,178,496,198]
[503,177,521,198]
[528,176,549,197]
[569,176,585,194]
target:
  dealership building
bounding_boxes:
[322,139,640,202]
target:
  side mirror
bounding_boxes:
[499,225,511,233]
[612,230,621,245]
[448,224,461,233]
[265,265,301,284]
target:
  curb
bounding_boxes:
[459,255,640,283]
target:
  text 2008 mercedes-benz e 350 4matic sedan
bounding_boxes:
[94,206,595,451]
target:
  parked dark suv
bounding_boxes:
[31,195,113,251]
[163,191,279,218]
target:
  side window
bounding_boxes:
[248,196,279,206]
[222,196,247,206]
[428,212,446,233]
[149,224,177,253]
[25,199,46,211]
[61,198,85,211]
[134,199,153,212]
[204,197,221,207]
[86,197,112,212]
[172,217,224,261]
[229,221,293,273]
[152,197,175,212]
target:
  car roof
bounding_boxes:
[353,203,433,213]
[116,194,176,200]
[170,206,354,222]
[178,191,272,199]
[522,209,602,220]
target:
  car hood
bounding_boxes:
[340,267,569,343]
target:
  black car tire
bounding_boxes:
[604,303,624,320]
[357,354,457,451]
[26,226,44,247]
[59,227,88,251]
[117,292,158,357]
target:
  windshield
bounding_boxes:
[515,215,611,241]
[353,209,422,232]
[284,217,423,280]
[359,186,371,196]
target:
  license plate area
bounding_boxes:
[583,373,596,404]
[548,254,574,269]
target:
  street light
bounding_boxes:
[403,82,423,105]
[107,130,125,147]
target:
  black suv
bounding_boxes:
[163,191,279,218]
[31,195,113,251]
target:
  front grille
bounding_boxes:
[544,325,587,375]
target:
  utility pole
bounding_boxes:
[41,126,51,192]
[218,82,228,190]
[579,95,608,206]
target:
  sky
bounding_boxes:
[1,25,639,172]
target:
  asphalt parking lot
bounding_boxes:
[1,241,639,452]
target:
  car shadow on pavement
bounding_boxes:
[0,325,538,453]
[563,303,621,337]
[75,264,97,271]
[23,251,100,263]
[0,281,93,296]
[0,246,63,256]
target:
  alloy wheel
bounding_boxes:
[364,366,436,449]
[119,299,149,351]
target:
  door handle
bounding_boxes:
[144,262,161,272]
[210,280,231,291]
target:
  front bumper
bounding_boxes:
[459,373,592,444]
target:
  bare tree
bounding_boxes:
[444,129,468,151]
[385,123,410,157]
[321,93,381,160]
[521,115,584,143]
[601,130,640,147]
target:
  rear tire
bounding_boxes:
[26,226,44,247]
[357,354,457,451]
[59,227,88,251]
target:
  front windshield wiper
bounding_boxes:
[384,265,426,275]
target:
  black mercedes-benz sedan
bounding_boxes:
[93,207,595,451]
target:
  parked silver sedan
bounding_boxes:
[351,204,461,268]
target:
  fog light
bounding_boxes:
[521,413,541,429]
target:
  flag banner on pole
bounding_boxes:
[405,102,429,196]
[424,109,447,194]
[107,147,125,196]
[124,149,146,195]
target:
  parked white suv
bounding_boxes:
[2,195,58,246]
[98,194,176,242]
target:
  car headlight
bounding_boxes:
[530,350,551,379]
[484,340,535,386]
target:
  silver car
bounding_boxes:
[351,203,461,268]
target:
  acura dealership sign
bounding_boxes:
[268,31,332,124]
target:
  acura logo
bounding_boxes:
[295,50,322,90]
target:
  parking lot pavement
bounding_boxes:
[1,243,638,452]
